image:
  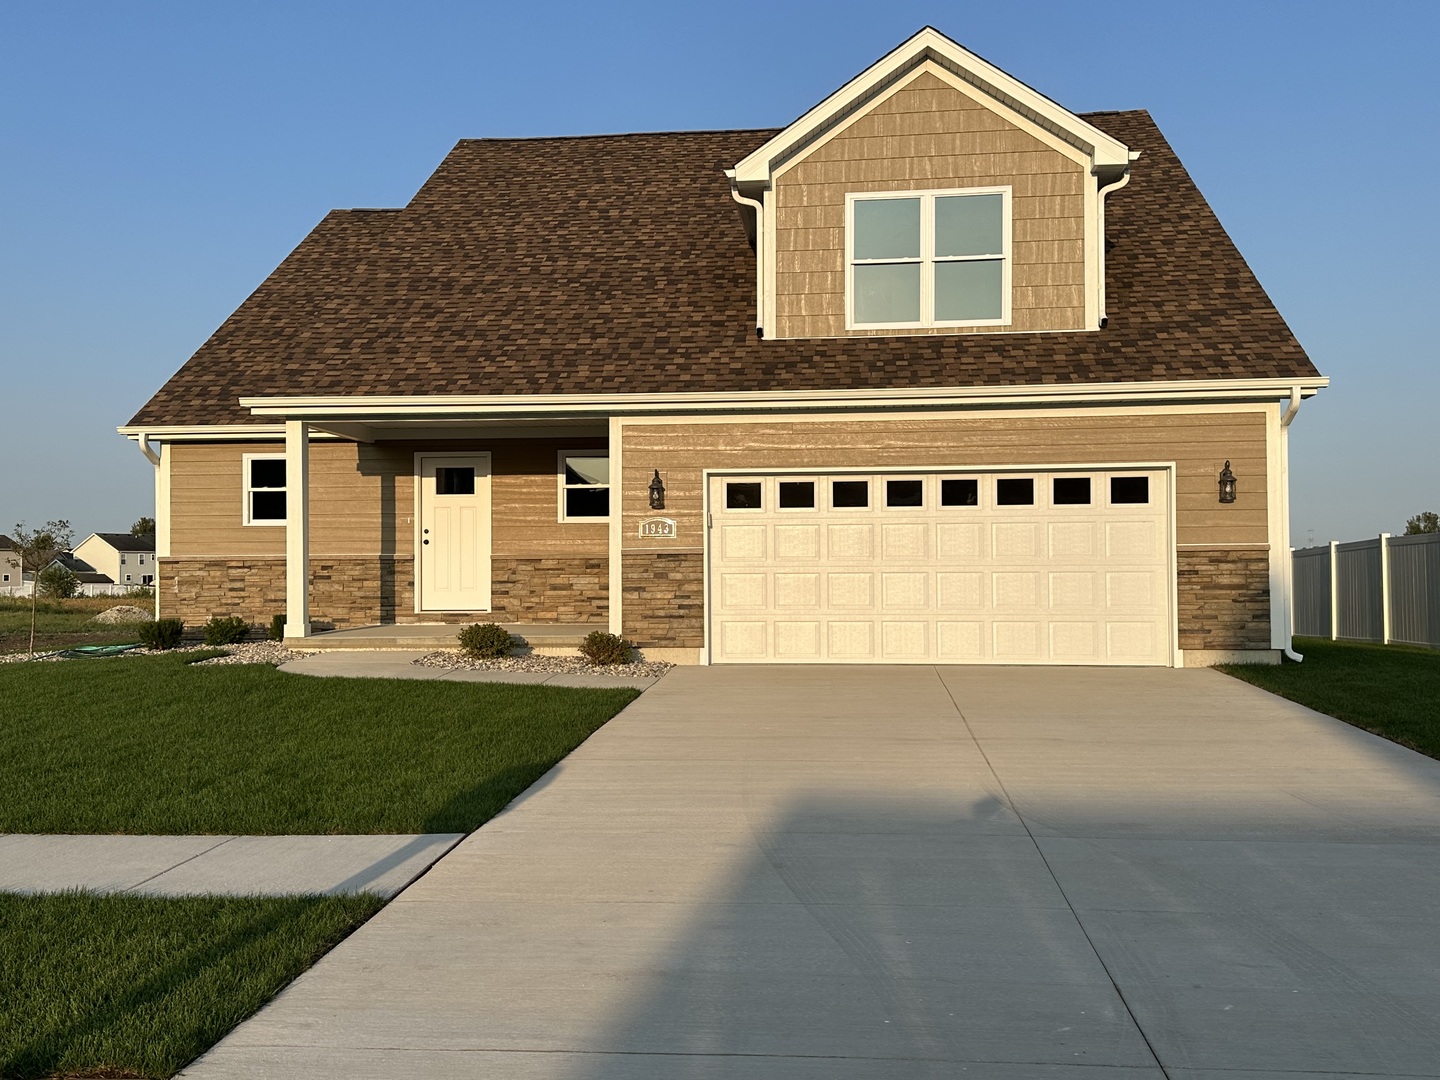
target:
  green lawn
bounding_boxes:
[0,653,639,834]
[0,891,383,1080]
[1220,636,1440,759]
[0,595,150,655]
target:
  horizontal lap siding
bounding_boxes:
[621,412,1268,550]
[774,70,1087,339]
[168,439,608,559]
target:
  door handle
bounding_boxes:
[422,539,429,545]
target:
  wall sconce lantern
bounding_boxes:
[1218,460,1237,504]
[648,469,666,510]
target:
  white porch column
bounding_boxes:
[285,420,311,638]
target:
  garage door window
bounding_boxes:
[778,481,816,510]
[832,480,869,508]
[726,482,763,510]
[941,478,979,506]
[995,478,1034,506]
[886,479,924,508]
[1110,476,1151,504]
[1052,477,1091,505]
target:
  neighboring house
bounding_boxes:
[74,532,156,587]
[0,535,22,594]
[120,27,1325,666]
[46,553,118,595]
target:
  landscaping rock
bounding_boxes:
[89,605,153,625]
[413,650,672,678]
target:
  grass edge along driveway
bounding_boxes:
[0,652,639,835]
[0,891,384,1080]
[1219,636,1440,761]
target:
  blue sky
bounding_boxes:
[2,0,1436,544]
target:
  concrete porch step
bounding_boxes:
[293,623,607,652]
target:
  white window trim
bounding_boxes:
[845,186,1012,331]
[242,452,287,526]
[556,451,611,523]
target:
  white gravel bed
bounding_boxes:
[414,650,672,678]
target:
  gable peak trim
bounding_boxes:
[733,27,1131,183]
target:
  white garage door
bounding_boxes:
[707,469,1173,665]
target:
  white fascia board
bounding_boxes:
[732,27,1130,184]
[238,378,1328,421]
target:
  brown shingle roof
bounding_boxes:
[129,111,1318,427]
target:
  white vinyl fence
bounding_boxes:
[1293,533,1440,648]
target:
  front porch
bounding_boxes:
[295,622,606,653]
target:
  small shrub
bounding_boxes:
[36,565,81,599]
[268,613,287,641]
[458,622,513,659]
[579,630,633,666]
[139,619,185,650]
[203,615,250,645]
[122,585,155,599]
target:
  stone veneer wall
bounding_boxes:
[490,557,608,623]
[1177,547,1272,651]
[621,552,706,648]
[160,555,606,629]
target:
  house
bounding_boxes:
[120,27,1325,666]
[73,532,156,588]
[47,553,117,595]
[0,535,22,594]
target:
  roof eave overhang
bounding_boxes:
[731,26,1131,185]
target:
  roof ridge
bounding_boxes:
[452,126,782,145]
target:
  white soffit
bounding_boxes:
[732,26,1132,184]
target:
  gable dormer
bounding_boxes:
[728,28,1135,340]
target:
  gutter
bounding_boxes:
[228,377,1330,422]
[725,169,766,336]
[1094,155,1138,327]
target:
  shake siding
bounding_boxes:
[774,70,1087,339]
[621,412,1269,552]
[167,440,608,559]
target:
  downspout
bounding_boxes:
[725,170,765,337]
[1280,386,1304,661]
[134,433,161,619]
[1095,153,1138,327]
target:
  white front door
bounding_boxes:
[419,454,492,612]
[708,468,1173,665]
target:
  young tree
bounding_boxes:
[11,520,74,657]
[1404,511,1439,535]
[131,516,155,538]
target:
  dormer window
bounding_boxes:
[847,188,1010,329]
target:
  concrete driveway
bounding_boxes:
[183,666,1440,1078]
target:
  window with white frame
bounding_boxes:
[243,454,287,525]
[848,188,1009,328]
[559,454,609,520]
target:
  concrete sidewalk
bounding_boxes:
[177,665,1440,1078]
[0,833,463,897]
[279,650,663,690]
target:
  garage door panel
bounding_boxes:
[1051,622,1100,661]
[827,523,874,559]
[938,572,984,610]
[937,620,985,659]
[774,621,822,659]
[881,522,929,560]
[719,573,766,610]
[938,522,983,558]
[993,522,1040,557]
[994,621,1042,660]
[828,622,876,658]
[721,524,767,560]
[708,470,1172,665]
[775,524,820,559]
[882,621,928,658]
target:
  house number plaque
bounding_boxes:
[638,517,677,539]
